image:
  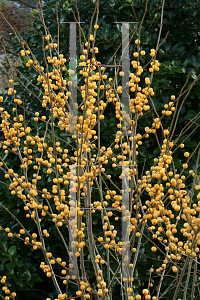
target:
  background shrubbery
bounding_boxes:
[0,0,200,299]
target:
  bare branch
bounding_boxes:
[0,43,19,57]
[0,35,12,43]
[8,0,37,9]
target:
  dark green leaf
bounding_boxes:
[8,245,17,256]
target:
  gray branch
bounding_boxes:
[8,0,37,9]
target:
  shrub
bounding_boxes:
[0,1,200,299]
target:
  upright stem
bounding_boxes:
[183,259,192,300]
[191,258,197,299]
[172,229,200,300]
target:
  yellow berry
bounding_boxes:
[80,55,86,61]
[46,252,52,258]
[172,266,178,272]
[11,292,16,297]
[45,35,50,41]
[135,39,140,45]
[151,246,157,252]
[184,152,189,157]
[164,129,169,135]
[171,95,175,100]
[142,289,149,295]
[145,77,150,85]
[83,72,88,77]
[76,291,82,296]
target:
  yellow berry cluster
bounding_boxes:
[0,18,199,300]
[0,276,16,299]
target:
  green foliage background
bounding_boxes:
[0,0,200,299]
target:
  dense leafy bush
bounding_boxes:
[0,1,200,299]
